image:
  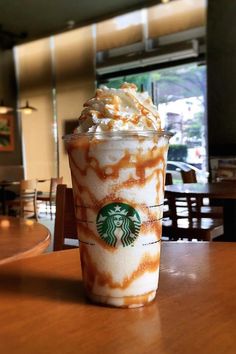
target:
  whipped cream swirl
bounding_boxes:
[75,83,161,133]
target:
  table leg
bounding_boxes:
[223,200,236,242]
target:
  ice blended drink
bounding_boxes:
[65,83,171,308]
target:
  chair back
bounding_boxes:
[166,190,203,226]
[20,179,37,190]
[50,177,63,200]
[54,184,78,251]
[165,172,173,185]
[19,179,38,220]
[181,169,197,183]
[163,190,223,241]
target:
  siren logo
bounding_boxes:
[96,202,141,248]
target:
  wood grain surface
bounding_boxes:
[0,243,235,354]
[0,216,50,264]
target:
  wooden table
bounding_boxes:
[165,182,236,241]
[217,176,236,182]
[0,216,50,264]
[0,243,235,354]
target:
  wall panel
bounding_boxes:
[148,0,206,39]
[54,26,95,186]
[16,38,55,191]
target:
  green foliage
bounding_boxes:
[0,120,10,146]
[104,73,150,91]
[101,63,206,105]
[0,137,9,146]
[185,112,203,140]
[168,144,188,162]
[150,64,206,103]
[0,121,10,133]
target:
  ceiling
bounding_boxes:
[0,0,160,49]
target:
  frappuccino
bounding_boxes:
[65,83,171,307]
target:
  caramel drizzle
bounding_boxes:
[81,245,160,291]
[77,213,162,248]
[111,169,163,199]
[68,137,167,249]
[77,223,118,252]
[70,162,164,213]
[68,137,168,183]
[70,196,163,252]
[140,220,162,240]
[72,165,163,234]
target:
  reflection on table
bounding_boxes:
[0,243,235,353]
[0,216,50,264]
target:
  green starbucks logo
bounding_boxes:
[96,202,141,248]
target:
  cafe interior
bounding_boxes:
[0,1,236,353]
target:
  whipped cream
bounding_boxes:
[75,83,161,133]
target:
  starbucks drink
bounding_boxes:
[65,83,171,308]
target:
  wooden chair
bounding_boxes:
[164,173,173,217]
[164,172,188,217]
[165,172,173,186]
[181,169,197,183]
[54,184,78,251]
[162,191,224,241]
[37,177,63,219]
[6,179,38,221]
[180,169,223,218]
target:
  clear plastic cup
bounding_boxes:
[64,130,172,308]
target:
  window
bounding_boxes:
[99,62,207,182]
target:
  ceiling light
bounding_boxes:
[0,99,13,114]
[161,0,170,3]
[18,100,37,115]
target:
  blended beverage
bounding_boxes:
[65,83,171,308]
